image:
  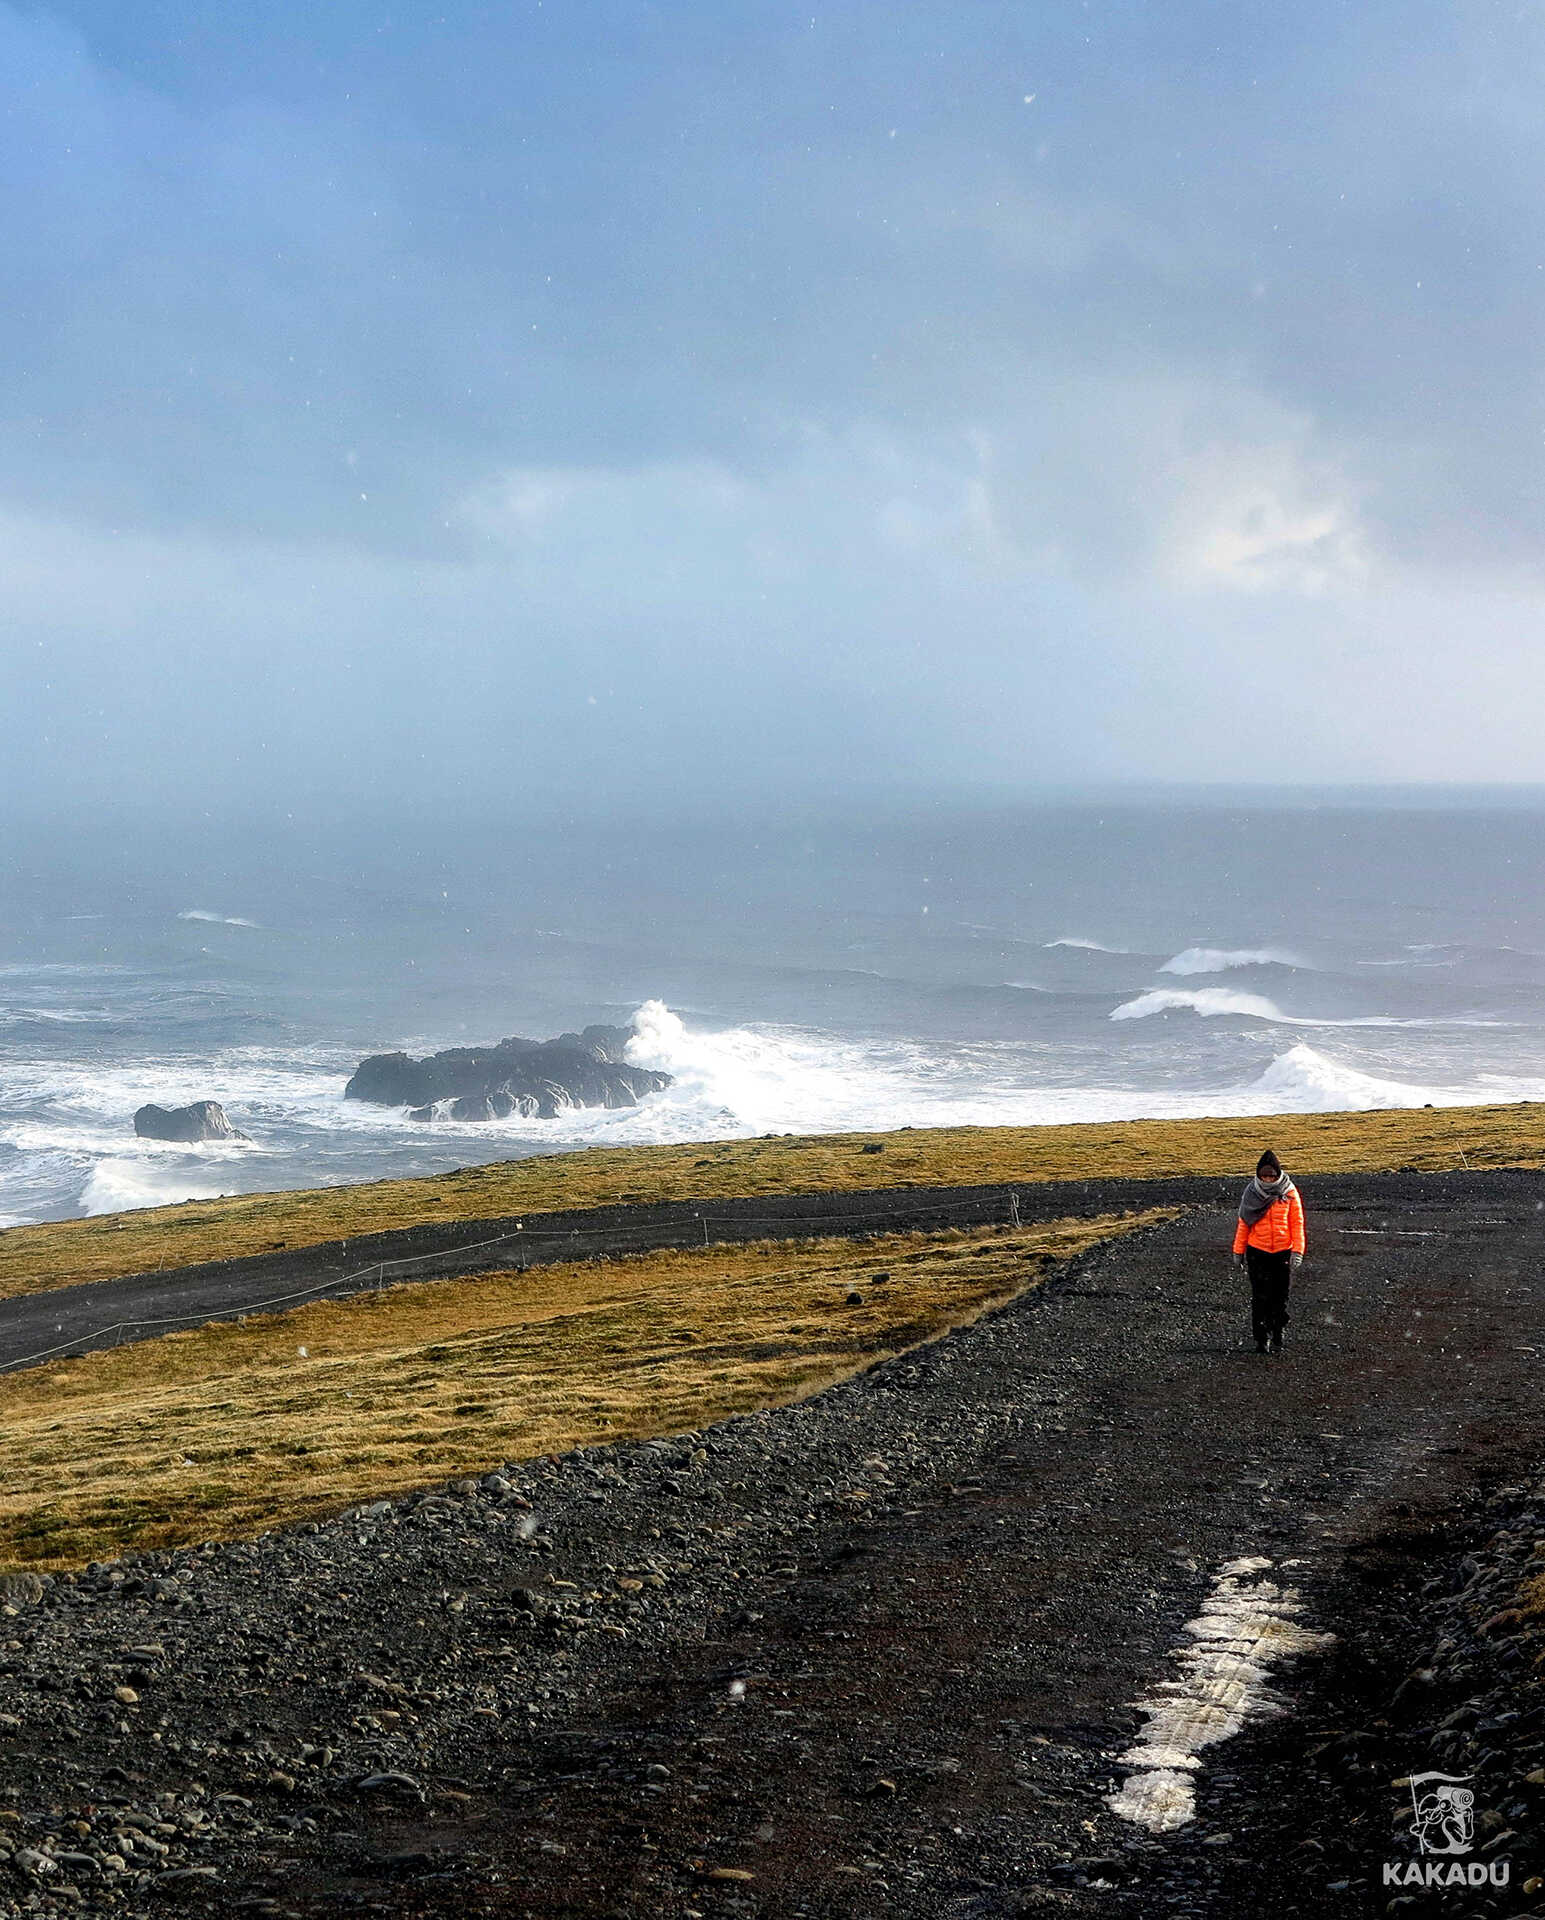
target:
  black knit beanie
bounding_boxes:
[1256,1150,1282,1177]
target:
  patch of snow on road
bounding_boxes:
[1107,1555,1333,1833]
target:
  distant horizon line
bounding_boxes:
[9,778,1545,836]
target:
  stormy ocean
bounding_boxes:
[4,791,1545,1226]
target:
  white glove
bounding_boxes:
[1289,1251,1303,1272]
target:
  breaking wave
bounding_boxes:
[0,1008,109,1026]
[1112,989,1290,1023]
[1110,989,1501,1029]
[178,909,261,928]
[615,1005,1505,1132]
[1160,947,1307,976]
[80,1159,231,1216]
[1238,1044,1436,1111]
[1044,937,1131,953]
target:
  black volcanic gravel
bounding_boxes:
[0,1172,1542,1920]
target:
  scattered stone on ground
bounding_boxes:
[0,1173,1541,1918]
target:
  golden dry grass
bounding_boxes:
[0,1104,1539,1302]
[0,1210,1171,1571]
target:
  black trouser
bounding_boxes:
[1246,1247,1292,1348]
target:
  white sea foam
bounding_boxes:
[3,1001,1544,1225]
[5,1120,262,1162]
[177,909,261,928]
[628,1009,1531,1131]
[0,1044,356,1131]
[620,999,937,1135]
[80,1160,230,1216]
[1044,937,1131,953]
[614,1007,1496,1132]
[1160,947,1306,976]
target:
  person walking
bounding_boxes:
[1232,1149,1304,1354]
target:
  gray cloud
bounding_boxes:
[3,0,1545,806]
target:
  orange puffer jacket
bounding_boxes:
[1232,1184,1305,1257]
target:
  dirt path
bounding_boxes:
[0,1172,1542,1920]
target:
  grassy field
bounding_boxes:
[0,1210,1170,1571]
[0,1104,1540,1302]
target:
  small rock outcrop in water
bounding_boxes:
[344,1024,671,1122]
[133,1100,251,1144]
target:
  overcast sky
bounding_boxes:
[4,0,1543,808]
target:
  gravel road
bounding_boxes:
[0,1170,1543,1920]
[0,1175,1231,1373]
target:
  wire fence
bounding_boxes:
[0,1184,1098,1378]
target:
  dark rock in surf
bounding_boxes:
[345,1024,671,1122]
[133,1101,250,1144]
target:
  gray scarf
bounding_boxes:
[1239,1171,1294,1226]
